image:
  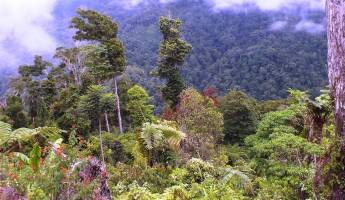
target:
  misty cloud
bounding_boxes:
[269,21,288,31]
[209,0,325,11]
[116,0,325,11]
[115,0,175,8]
[295,20,325,34]
[0,0,58,69]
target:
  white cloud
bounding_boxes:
[295,20,325,34]
[0,0,58,69]
[269,21,288,31]
[116,0,325,12]
[115,0,175,9]
[209,0,325,11]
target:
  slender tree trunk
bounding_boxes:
[98,119,105,164]
[98,118,112,200]
[113,76,123,134]
[105,112,110,133]
[326,1,345,198]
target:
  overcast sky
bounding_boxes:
[0,0,58,69]
[0,0,325,70]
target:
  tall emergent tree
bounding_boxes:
[158,16,192,108]
[325,1,345,198]
[71,8,126,133]
[18,56,52,127]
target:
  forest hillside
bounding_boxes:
[2,0,345,200]
[0,0,327,100]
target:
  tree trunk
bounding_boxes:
[105,112,110,133]
[326,0,345,198]
[98,119,112,199]
[98,119,105,164]
[309,115,326,197]
[308,116,325,144]
[113,76,123,134]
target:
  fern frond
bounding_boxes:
[140,121,186,151]
[0,121,12,145]
[0,121,64,149]
[222,167,252,191]
[12,152,29,163]
[35,127,65,141]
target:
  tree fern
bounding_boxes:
[222,166,253,192]
[0,121,11,143]
[140,121,185,151]
[0,121,63,149]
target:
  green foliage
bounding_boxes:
[222,166,253,192]
[79,85,104,120]
[71,9,126,77]
[158,16,192,107]
[78,85,116,131]
[0,6,334,200]
[139,121,185,165]
[245,102,324,199]
[188,177,246,200]
[15,56,55,127]
[100,93,117,114]
[85,132,129,165]
[162,185,189,200]
[220,90,257,144]
[0,121,62,150]
[29,143,41,173]
[0,140,67,199]
[71,8,118,42]
[113,2,327,100]
[185,158,216,184]
[141,121,185,151]
[117,182,159,199]
[176,88,224,160]
[4,95,28,128]
[18,56,51,78]
[256,99,288,119]
[127,85,155,128]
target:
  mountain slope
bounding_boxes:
[1,0,327,100]
[110,1,328,99]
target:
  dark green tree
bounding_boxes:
[71,8,126,133]
[41,73,57,106]
[78,85,116,164]
[220,90,258,144]
[5,95,28,128]
[157,16,192,107]
[18,56,52,127]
